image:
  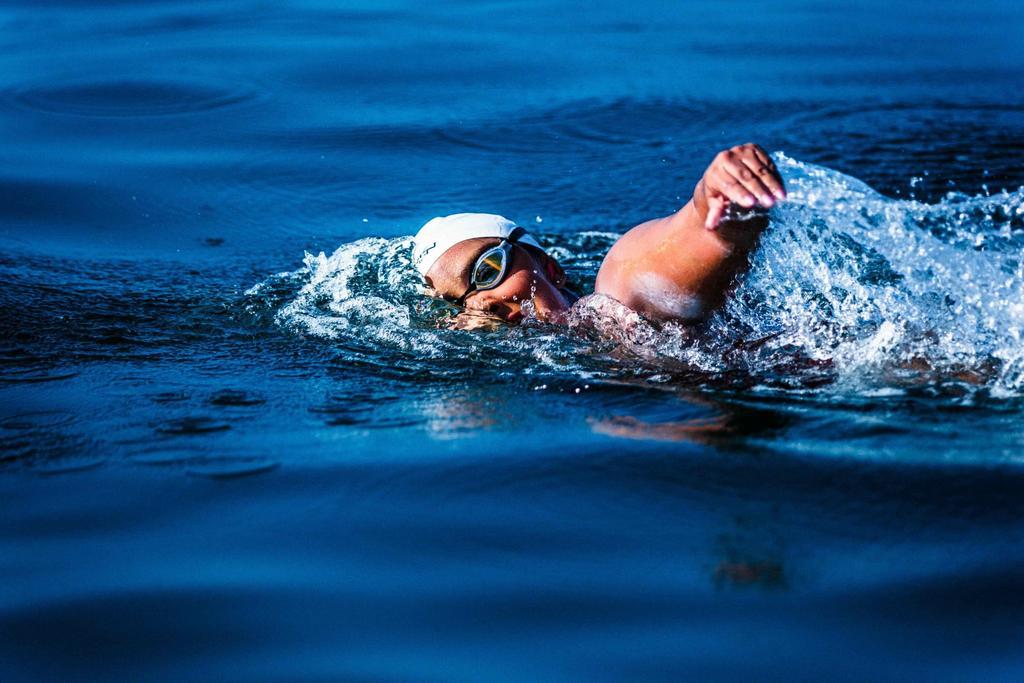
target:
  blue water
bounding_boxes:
[3,1,1024,680]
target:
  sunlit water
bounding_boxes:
[2,1,1024,681]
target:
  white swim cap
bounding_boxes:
[411,213,543,278]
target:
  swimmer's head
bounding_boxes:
[412,213,574,325]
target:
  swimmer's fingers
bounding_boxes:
[742,148,786,200]
[705,194,727,230]
[701,144,784,228]
[721,156,776,208]
[707,166,757,209]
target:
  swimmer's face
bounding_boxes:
[424,237,573,324]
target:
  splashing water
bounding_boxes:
[723,153,1024,395]
[255,154,1024,397]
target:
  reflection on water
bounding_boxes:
[714,557,786,590]
[420,388,499,438]
[588,400,792,448]
[713,517,788,591]
[591,413,731,444]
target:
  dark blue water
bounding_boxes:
[3,1,1024,680]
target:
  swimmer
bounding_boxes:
[412,143,786,326]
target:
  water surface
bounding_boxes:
[2,1,1024,681]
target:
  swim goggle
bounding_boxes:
[451,226,530,304]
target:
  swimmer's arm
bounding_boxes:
[594,144,785,322]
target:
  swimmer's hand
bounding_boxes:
[447,311,506,331]
[693,143,786,231]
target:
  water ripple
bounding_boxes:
[155,416,232,435]
[185,458,280,479]
[208,389,266,407]
[5,78,257,118]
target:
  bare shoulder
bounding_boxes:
[593,200,757,323]
[589,211,692,319]
[594,215,670,308]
